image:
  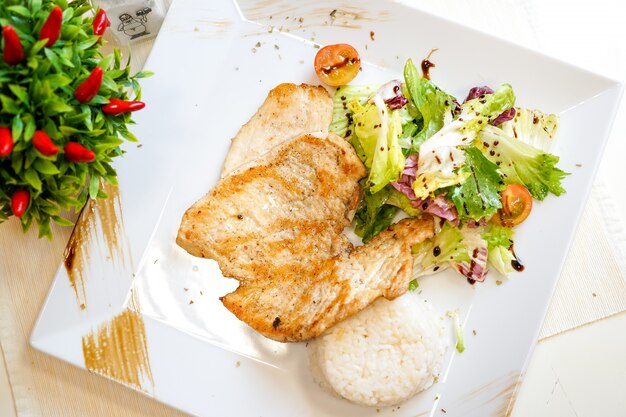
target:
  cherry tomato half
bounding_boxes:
[314,43,361,87]
[491,184,533,227]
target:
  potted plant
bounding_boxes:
[0,0,150,238]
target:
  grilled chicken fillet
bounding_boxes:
[221,217,434,342]
[177,132,366,282]
[221,83,333,176]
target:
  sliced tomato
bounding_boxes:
[491,184,533,227]
[314,43,361,86]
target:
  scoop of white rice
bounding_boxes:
[308,292,448,407]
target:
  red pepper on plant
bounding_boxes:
[32,131,59,156]
[64,142,96,163]
[92,9,111,36]
[2,26,24,66]
[74,67,103,103]
[102,98,146,115]
[0,127,14,157]
[39,5,63,47]
[11,190,30,218]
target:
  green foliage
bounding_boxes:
[0,0,150,238]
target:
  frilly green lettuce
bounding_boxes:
[499,107,559,152]
[479,125,568,200]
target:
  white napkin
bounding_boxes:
[540,179,626,339]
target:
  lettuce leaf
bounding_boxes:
[479,125,568,200]
[447,147,505,221]
[488,246,516,275]
[482,223,514,249]
[353,95,405,193]
[403,59,458,152]
[386,187,422,216]
[354,184,400,243]
[451,225,489,283]
[330,85,377,139]
[447,310,465,353]
[414,222,470,271]
[499,107,559,152]
[412,119,474,199]
[460,83,516,122]
[482,224,516,275]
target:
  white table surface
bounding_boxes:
[1,0,625,416]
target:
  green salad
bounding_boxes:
[330,58,567,284]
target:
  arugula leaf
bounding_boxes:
[448,147,504,221]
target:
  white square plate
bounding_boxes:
[31,0,623,416]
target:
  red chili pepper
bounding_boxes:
[32,130,59,156]
[39,6,63,47]
[102,98,146,115]
[0,127,14,157]
[2,26,24,66]
[11,190,30,218]
[74,67,103,103]
[92,9,111,36]
[64,142,96,163]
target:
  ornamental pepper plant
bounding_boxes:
[0,0,151,238]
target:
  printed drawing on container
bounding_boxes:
[117,7,152,40]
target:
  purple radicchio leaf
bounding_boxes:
[492,107,516,126]
[391,181,416,200]
[386,95,408,110]
[378,80,409,110]
[464,86,515,125]
[412,194,460,225]
[391,154,418,199]
[464,86,494,103]
[465,218,488,228]
[452,98,462,117]
[453,246,489,283]
[391,154,459,224]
